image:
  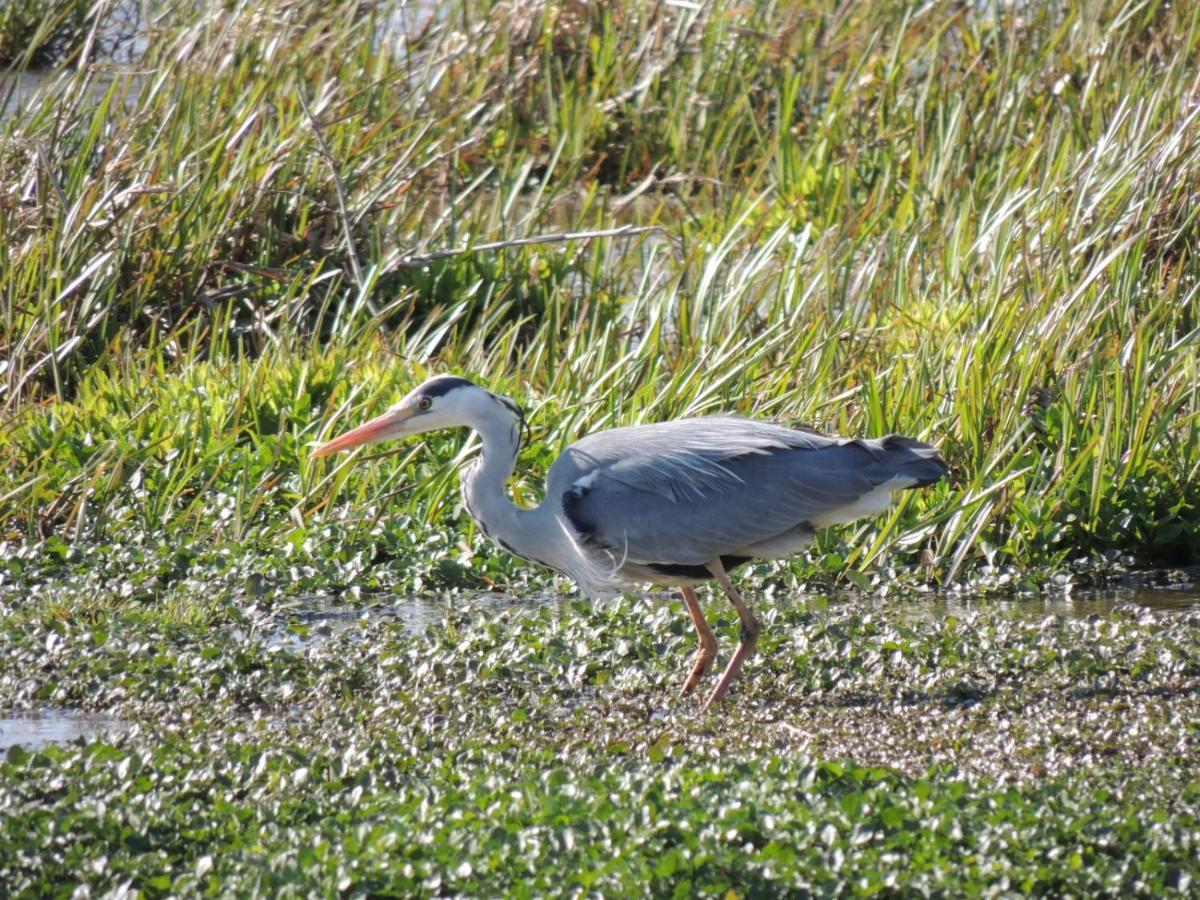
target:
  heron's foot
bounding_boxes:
[679,585,718,698]
[700,559,762,711]
[679,644,717,696]
[700,615,760,711]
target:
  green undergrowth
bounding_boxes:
[1,594,1198,895]
[0,0,91,67]
[0,318,1193,619]
[2,0,1199,595]
[4,0,1200,892]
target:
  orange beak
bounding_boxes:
[311,407,414,458]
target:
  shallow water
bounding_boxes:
[0,0,144,116]
[267,592,559,647]
[0,64,142,123]
[2,0,446,122]
[894,584,1200,623]
[0,710,126,750]
[5,584,1196,750]
[0,71,51,113]
[271,582,1200,648]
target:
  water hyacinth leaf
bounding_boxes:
[1,0,1199,894]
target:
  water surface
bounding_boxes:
[5,584,1195,750]
[273,582,1200,647]
[895,584,1200,623]
[0,710,126,751]
[267,592,559,647]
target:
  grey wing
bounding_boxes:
[547,416,945,567]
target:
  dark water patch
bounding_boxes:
[0,71,53,113]
[266,582,1200,652]
[893,585,1200,623]
[266,592,556,649]
[0,709,126,750]
[1,63,140,122]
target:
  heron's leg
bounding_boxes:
[701,559,761,711]
[679,586,718,696]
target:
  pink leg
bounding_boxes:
[701,559,761,711]
[679,585,718,696]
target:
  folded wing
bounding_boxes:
[548,417,945,567]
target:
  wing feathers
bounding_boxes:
[550,416,945,568]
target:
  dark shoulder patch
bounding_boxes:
[420,375,475,399]
[647,556,753,581]
[561,483,597,538]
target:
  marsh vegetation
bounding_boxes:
[1,0,1198,893]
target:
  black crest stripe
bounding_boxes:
[419,375,475,399]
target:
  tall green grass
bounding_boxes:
[0,0,92,67]
[2,0,1198,604]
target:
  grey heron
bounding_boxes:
[313,375,947,710]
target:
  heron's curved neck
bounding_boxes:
[462,409,535,550]
[459,401,606,596]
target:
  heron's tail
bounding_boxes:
[867,435,949,488]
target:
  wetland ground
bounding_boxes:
[2,0,1199,894]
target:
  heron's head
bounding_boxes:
[312,375,525,458]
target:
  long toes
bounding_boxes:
[679,651,716,696]
[701,637,757,710]
[700,681,727,712]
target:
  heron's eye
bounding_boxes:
[417,397,432,411]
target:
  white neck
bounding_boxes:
[455,391,616,597]
[459,402,559,568]
[461,406,522,529]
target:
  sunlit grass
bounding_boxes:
[1,0,1198,607]
[1,3,1199,893]
[0,0,92,67]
